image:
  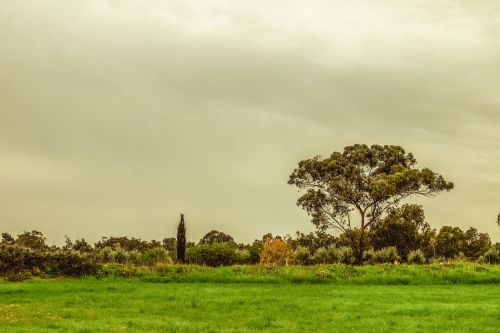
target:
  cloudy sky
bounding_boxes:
[1,0,499,244]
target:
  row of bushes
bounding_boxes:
[186,243,251,266]
[97,242,499,268]
[298,246,422,265]
[98,246,172,266]
[3,240,500,275]
[0,245,99,280]
[0,244,174,280]
[295,245,500,266]
[2,245,500,282]
[1,228,499,280]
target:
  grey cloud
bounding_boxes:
[0,0,499,243]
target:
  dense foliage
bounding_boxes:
[288,144,454,263]
[1,221,498,280]
[186,242,247,266]
[176,214,186,263]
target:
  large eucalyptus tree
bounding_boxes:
[288,144,454,264]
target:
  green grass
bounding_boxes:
[96,262,500,285]
[1,264,499,332]
[0,279,499,332]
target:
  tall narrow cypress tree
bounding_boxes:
[176,213,186,263]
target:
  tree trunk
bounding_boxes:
[356,230,365,265]
[356,213,366,265]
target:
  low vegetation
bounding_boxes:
[95,262,500,285]
[1,227,499,281]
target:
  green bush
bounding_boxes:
[366,247,401,264]
[362,248,376,263]
[329,246,355,264]
[482,247,499,264]
[186,243,238,267]
[234,249,251,264]
[113,247,130,264]
[312,247,330,264]
[407,249,426,264]
[0,244,44,273]
[128,250,140,264]
[99,246,115,263]
[139,247,172,266]
[293,246,311,265]
[44,250,99,276]
[0,245,99,277]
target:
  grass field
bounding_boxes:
[96,262,500,285]
[1,264,499,332]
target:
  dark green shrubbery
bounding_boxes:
[1,227,498,282]
[0,244,99,279]
[186,242,244,267]
[139,247,173,266]
[0,231,174,280]
[296,245,357,265]
[363,247,401,264]
[329,246,356,265]
[293,246,311,265]
[0,244,45,274]
[43,250,99,277]
[481,246,500,264]
[407,249,426,264]
[97,246,173,266]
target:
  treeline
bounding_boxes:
[1,208,499,281]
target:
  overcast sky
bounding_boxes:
[1,0,499,244]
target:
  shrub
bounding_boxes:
[234,249,251,264]
[407,249,426,264]
[44,250,99,277]
[128,250,140,264]
[0,245,99,278]
[3,270,33,282]
[366,247,401,264]
[482,247,500,264]
[260,238,292,266]
[0,244,44,273]
[113,247,130,264]
[339,247,355,264]
[377,247,401,263]
[186,243,237,267]
[312,247,330,264]
[455,251,468,262]
[140,247,172,266]
[362,248,376,263]
[293,246,311,265]
[328,246,355,264]
[99,246,115,263]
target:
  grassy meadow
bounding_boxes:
[1,264,499,332]
[96,262,500,285]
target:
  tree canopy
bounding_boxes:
[177,214,186,263]
[288,144,454,263]
[370,204,433,260]
[199,230,235,245]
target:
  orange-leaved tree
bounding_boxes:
[260,236,292,266]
